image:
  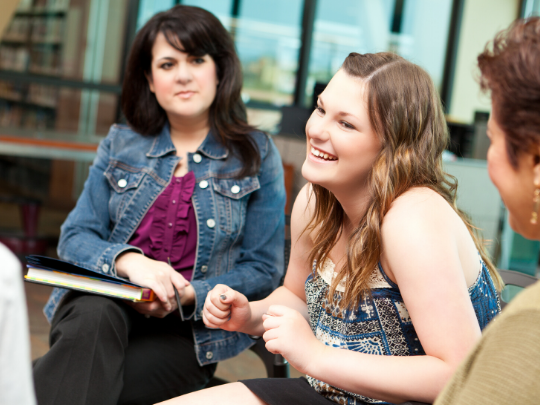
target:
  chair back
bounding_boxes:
[498,269,538,309]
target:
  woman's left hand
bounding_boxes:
[262,305,324,374]
[126,285,195,318]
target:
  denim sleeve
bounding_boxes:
[57,127,142,276]
[188,137,286,320]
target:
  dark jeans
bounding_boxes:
[33,292,216,405]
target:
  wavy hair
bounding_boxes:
[307,52,502,309]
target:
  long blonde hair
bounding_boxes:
[307,52,502,309]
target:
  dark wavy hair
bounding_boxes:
[478,17,540,168]
[121,5,260,177]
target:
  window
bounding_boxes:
[522,0,540,16]
[183,0,303,107]
[137,0,176,31]
[182,0,233,18]
[0,0,130,133]
[306,0,453,105]
[233,0,303,106]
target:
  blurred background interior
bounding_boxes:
[1,0,540,380]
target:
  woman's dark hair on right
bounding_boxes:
[122,5,260,177]
[478,16,540,168]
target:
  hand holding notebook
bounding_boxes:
[123,257,184,320]
[26,255,187,319]
[25,255,155,302]
[115,252,190,310]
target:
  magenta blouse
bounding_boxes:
[128,171,197,281]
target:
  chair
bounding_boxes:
[205,337,289,387]
[498,269,538,309]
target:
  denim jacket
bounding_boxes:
[44,123,286,366]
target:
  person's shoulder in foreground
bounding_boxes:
[435,280,540,405]
[436,15,540,405]
[0,243,37,405]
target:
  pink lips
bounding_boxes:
[176,91,195,99]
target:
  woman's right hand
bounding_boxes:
[115,252,189,312]
[203,284,251,332]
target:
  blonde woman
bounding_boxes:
[160,52,501,405]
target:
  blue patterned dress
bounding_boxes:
[305,258,501,404]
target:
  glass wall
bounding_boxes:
[522,0,540,16]
[306,0,453,104]
[1,0,459,133]
[165,0,454,114]
[180,0,303,107]
[233,0,303,106]
[137,0,175,31]
[182,0,232,18]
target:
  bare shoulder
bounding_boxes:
[382,187,458,236]
[380,187,464,270]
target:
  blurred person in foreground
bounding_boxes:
[435,16,540,405]
[0,243,36,405]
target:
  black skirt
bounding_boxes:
[240,378,428,405]
[240,377,336,405]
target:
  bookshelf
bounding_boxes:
[0,0,69,130]
[0,0,136,214]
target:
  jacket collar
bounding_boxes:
[146,122,229,160]
[146,123,176,158]
[197,129,229,159]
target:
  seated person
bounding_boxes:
[32,6,285,405]
[159,52,502,405]
[435,16,540,405]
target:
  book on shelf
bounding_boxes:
[24,255,155,302]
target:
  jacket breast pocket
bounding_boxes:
[104,162,146,222]
[212,176,260,235]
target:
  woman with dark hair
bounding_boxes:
[32,5,285,405]
[160,52,501,405]
[435,17,540,405]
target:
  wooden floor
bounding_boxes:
[25,279,303,383]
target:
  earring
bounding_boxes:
[531,187,540,224]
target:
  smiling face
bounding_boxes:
[302,69,381,196]
[146,32,218,126]
[487,111,540,239]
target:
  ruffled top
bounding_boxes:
[129,171,197,281]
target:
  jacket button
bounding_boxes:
[206,219,216,228]
[201,265,208,273]
[117,179,127,188]
[102,263,110,273]
[193,154,202,163]
[199,180,209,189]
[206,351,213,360]
[231,185,240,194]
